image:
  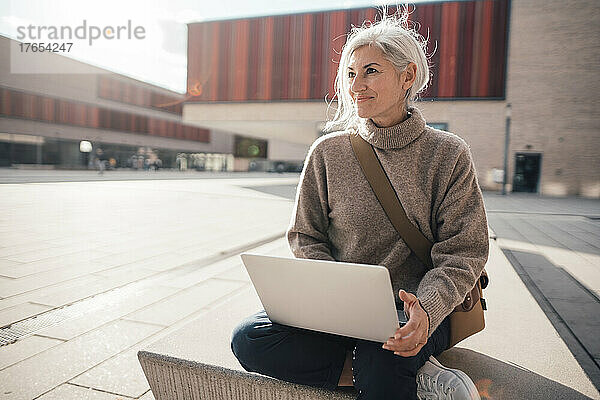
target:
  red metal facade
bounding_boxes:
[187,0,509,102]
[97,76,184,115]
[0,87,210,142]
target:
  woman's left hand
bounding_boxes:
[381,290,430,357]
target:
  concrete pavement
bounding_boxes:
[0,173,297,399]
[0,168,300,184]
[484,192,600,392]
[0,171,598,399]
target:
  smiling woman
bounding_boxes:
[231,7,489,400]
[326,9,429,132]
[347,45,417,127]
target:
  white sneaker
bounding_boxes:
[416,356,481,400]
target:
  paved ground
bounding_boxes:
[0,170,598,399]
[0,173,298,399]
[0,168,298,184]
[484,192,600,389]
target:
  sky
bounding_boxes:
[0,0,436,94]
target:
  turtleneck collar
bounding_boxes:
[356,107,426,149]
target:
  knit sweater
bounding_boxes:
[286,107,489,336]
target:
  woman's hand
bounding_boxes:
[381,290,430,357]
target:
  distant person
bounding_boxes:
[95,148,105,175]
[231,8,488,400]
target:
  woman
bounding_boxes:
[231,10,488,400]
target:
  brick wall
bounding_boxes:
[417,0,599,198]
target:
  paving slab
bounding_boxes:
[0,250,110,279]
[507,249,600,362]
[66,246,285,399]
[439,240,600,399]
[71,346,150,399]
[549,298,600,359]
[0,238,289,329]
[172,226,283,259]
[93,265,159,281]
[28,275,134,309]
[541,218,600,250]
[485,217,528,241]
[138,286,358,400]
[123,279,247,327]
[0,242,58,259]
[0,276,12,288]
[500,238,600,299]
[0,319,161,400]
[138,390,155,400]
[487,200,600,392]
[215,241,293,282]
[0,335,63,370]
[217,264,251,282]
[92,236,187,255]
[89,248,176,270]
[0,302,51,327]
[0,259,23,274]
[41,232,117,245]
[482,192,600,217]
[158,257,243,289]
[140,285,260,372]
[0,260,120,298]
[35,286,178,341]
[4,245,96,264]
[0,275,105,311]
[0,234,49,248]
[117,252,198,273]
[531,218,599,258]
[36,383,127,400]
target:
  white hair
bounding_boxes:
[324,7,430,133]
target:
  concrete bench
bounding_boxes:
[138,287,356,399]
[138,239,600,399]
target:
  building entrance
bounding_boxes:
[513,153,542,193]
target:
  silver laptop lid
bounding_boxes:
[240,253,399,343]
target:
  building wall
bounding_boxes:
[0,35,239,168]
[396,0,600,198]
[0,117,225,154]
[0,37,184,122]
[184,0,600,194]
[186,0,509,102]
[0,86,210,143]
[268,139,312,161]
[417,100,507,192]
[504,0,600,197]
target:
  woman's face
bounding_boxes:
[347,45,415,127]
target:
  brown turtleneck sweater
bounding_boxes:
[286,107,489,335]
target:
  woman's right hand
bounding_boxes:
[381,290,429,357]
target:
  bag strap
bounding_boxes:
[349,132,434,269]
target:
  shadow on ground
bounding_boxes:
[500,249,600,390]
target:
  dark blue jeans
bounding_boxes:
[231,310,450,400]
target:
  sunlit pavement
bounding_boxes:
[0,171,598,399]
[0,173,298,399]
[473,193,600,399]
[0,168,301,184]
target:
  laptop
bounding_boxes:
[240,253,403,343]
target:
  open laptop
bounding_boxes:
[240,253,403,343]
